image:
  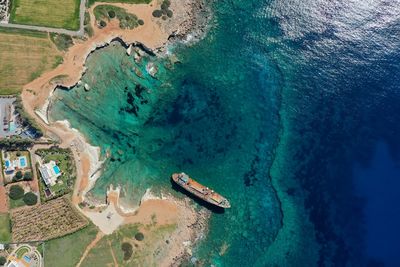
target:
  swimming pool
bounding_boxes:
[19,157,27,168]
[53,166,61,174]
[5,160,10,168]
[23,255,31,263]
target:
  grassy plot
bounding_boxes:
[9,197,26,209]
[81,223,177,266]
[0,213,11,242]
[81,224,140,267]
[0,29,62,95]
[9,0,81,30]
[45,223,99,267]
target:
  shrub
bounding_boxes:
[15,170,23,180]
[166,10,173,18]
[121,242,133,261]
[23,172,33,181]
[108,10,116,18]
[134,232,144,241]
[138,19,144,26]
[162,15,167,20]
[16,151,21,157]
[99,20,107,28]
[163,0,171,6]
[23,192,38,206]
[9,185,24,200]
[152,10,162,18]
[161,2,169,10]
[0,256,6,265]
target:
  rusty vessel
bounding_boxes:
[172,172,231,208]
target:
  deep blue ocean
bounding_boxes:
[50,0,400,266]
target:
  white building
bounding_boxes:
[38,160,61,187]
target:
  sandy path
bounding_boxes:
[108,240,119,267]
[0,186,8,213]
[76,231,105,267]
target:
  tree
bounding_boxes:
[23,192,38,206]
[121,242,133,261]
[152,10,162,18]
[134,232,144,241]
[166,10,173,18]
[23,172,33,181]
[108,10,116,18]
[0,256,6,266]
[9,185,24,200]
[15,171,23,180]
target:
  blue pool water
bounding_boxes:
[19,157,26,168]
[53,166,61,175]
[23,255,31,263]
[50,0,400,266]
[5,160,10,168]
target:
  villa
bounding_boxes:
[38,161,61,187]
[4,156,27,174]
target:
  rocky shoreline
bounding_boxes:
[161,0,213,50]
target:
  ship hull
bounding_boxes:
[172,173,231,208]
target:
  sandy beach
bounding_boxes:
[19,0,211,265]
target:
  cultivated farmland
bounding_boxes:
[11,197,88,242]
[9,0,80,30]
[0,28,62,95]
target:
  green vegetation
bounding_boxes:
[14,170,23,180]
[87,0,151,7]
[23,192,38,206]
[0,256,6,266]
[23,171,33,181]
[134,232,144,241]
[50,33,74,51]
[15,246,29,258]
[45,223,99,267]
[0,213,11,242]
[0,31,62,95]
[121,242,133,261]
[9,0,81,30]
[9,197,25,209]
[81,224,139,266]
[80,236,114,266]
[14,96,44,137]
[9,184,24,200]
[94,5,142,29]
[152,0,173,19]
[84,12,94,37]
[36,147,76,200]
[0,137,34,149]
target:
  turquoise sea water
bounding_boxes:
[50,0,400,266]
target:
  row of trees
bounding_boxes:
[14,96,43,138]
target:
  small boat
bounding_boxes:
[172,172,231,208]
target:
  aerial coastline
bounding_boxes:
[18,0,212,265]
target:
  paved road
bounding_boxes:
[0,0,86,36]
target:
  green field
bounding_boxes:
[44,223,99,267]
[10,0,81,30]
[88,0,151,6]
[9,197,26,209]
[0,213,11,242]
[0,28,62,95]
